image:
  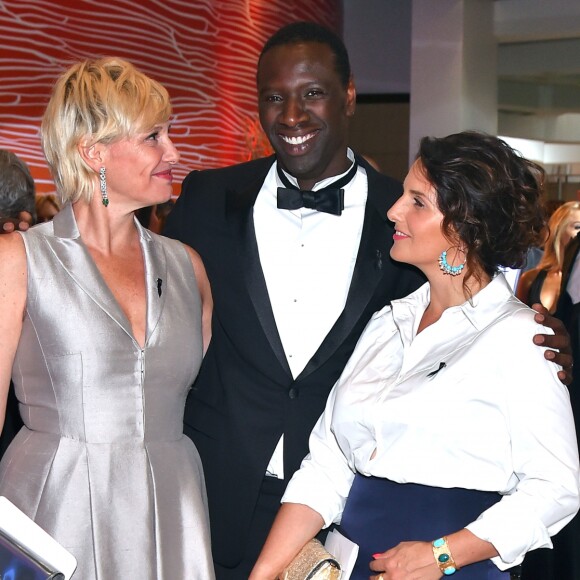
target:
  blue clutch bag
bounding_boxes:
[0,497,76,580]
[0,529,64,579]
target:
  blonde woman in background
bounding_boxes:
[35,193,61,222]
[517,201,580,312]
[0,57,214,579]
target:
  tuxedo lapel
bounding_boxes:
[222,154,396,382]
[225,159,292,376]
[297,158,395,381]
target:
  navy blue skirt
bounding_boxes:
[337,474,510,580]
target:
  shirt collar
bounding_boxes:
[392,273,518,340]
[277,148,356,191]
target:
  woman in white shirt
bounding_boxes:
[249,132,580,580]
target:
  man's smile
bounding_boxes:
[280,132,317,146]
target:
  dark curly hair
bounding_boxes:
[258,22,351,89]
[417,131,547,286]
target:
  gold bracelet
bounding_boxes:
[432,537,458,575]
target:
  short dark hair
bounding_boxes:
[417,131,546,282]
[0,149,36,222]
[259,22,351,88]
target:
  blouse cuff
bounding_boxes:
[466,510,552,569]
[282,470,347,529]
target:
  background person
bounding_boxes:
[0,57,214,579]
[517,201,580,313]
[136,199,175,234]
[250,132,580,580]
[163,22,573,579]
[0,149,35,232]
[35,193,61,223]
[154,199,175,233]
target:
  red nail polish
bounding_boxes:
[372,553,382,559]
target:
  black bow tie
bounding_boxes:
[276,161,358,216]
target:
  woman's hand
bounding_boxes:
[369,541,442,580]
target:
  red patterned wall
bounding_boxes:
[0,0,341,194]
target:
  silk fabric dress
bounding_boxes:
[0,204,214,579]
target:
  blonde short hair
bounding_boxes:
[41,57,172,204]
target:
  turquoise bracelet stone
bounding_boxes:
[432,537,458,575]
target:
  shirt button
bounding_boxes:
[288,387,299,399]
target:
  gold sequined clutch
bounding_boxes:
[281,539,341,580]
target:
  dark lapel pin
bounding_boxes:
[427,362,446,378]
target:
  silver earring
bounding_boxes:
[438,247,466,276]
[99,167,109,207]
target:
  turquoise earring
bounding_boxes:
[438,248,465,276]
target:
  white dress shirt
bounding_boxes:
[282,274,580,570]
[254,150,368,479]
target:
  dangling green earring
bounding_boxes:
[99,167,109,207]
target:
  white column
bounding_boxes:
[409,0,497,162]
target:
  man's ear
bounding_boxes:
[78,140,104,171]
[345,76,356,118]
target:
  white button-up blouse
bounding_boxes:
[282,274,580,570]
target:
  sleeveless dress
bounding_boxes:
[527,269,548,307]
[0,204,215,579]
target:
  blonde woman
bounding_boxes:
[517,201,580,312]
[0,58,214,579]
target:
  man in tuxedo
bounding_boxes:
[164,22,571,579]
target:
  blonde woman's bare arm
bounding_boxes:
[0,233,27,433]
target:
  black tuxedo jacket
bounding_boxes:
[164,154,423,566]
[557,234,580,397]
[558,234,580,321]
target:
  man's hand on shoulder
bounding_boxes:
[532,303,573,386]
[1,211,33,233]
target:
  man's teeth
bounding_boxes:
[282,133,314,145]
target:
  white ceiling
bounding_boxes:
[344,0,580,147]
[496,0,580,143]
